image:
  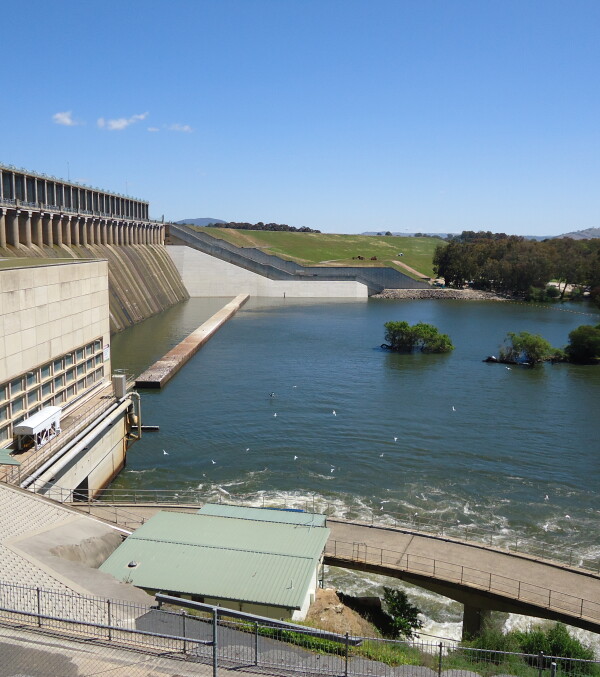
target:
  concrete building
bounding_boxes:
[0,258,139,497]
[100,504,330,621]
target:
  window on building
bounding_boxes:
[27,389,40,406]
[41,381,53,397]
[76,364,85,377]
[54,375,64,389]
[53,358,63,373]
[76,348,85,362]
[65,353,74,367]
[65,369,75,384]
[26,371,39,388]
[12,397,24,415]
[0,405,7,422]
[0,426,9,444]
[40,364,52,380]
[10,378,24,395]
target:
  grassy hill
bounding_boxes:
[194,228,443,278]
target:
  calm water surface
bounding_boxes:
[111,297,600,638]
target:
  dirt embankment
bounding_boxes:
[304,589,377,637]
[373,288,507,301]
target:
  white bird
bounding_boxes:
[245,448,250,452]
[292,385,297,388]
[380,500,390,504]
[542,523,549,531]
[273,413,277,417]
[565,514,571,520]
[330,467,335,473]
[379,453,384,457]
[162,450,169,455]
[211,459,216,464]
[332,410,336,416]
[380,505,384,510]
[544,494,549,501]
[294,455,298,460]
[452,406,456,412]
[506,366,511,370]
[393,437,398,442]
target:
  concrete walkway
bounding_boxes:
[326,519,600,631]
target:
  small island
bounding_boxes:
[382,321,454,353]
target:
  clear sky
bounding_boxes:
[2,0,599,235]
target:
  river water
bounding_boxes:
[110,297,600,643]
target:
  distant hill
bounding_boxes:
[175,218,227,226]
[557,227,600,240]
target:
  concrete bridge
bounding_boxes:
[325,518,600,638]
[60,498,600,638]
[0,163,164,249]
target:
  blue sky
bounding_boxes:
[2,0,599,235]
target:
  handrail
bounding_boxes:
[325,539,600,625]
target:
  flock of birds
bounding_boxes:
[158,389,574,527]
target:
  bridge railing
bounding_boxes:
[66,488,599,574]
[326,539,600,626]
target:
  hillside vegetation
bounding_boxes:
[194,227,442,278]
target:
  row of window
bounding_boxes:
[0,339,107,447]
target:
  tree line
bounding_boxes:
[205,221,321,233]
[433,231,600,306]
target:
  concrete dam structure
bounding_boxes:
[167,223,431,297]
[0,164,188,333]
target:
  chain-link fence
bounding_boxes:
[0,579,598,677]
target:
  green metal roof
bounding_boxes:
[198,503,327,527]
[0,449,20,466]
[100,511,329,609]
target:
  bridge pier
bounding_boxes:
[462,605,491,640]
[0,208,6,248]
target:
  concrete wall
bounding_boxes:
[168,245,369,298]
[0,243,189,333]
[0,260,110,383]
[39,406,130,499]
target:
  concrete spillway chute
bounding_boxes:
[13,406,62,451]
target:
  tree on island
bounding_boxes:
[565,324,600,363]
[499,331,557,365]
[383,321,454,353]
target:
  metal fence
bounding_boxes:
[0,580,598,677]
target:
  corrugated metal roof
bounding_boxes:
[100,511,329,609]
[198,503,327,527]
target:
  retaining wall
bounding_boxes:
[0,243,188,333]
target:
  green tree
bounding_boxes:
[565,324,600,363]
[384,321,454,353]
[499,331,555,365]
[382,587,423,639]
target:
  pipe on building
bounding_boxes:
[21,399,131,490]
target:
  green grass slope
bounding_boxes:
[195,228,443,278]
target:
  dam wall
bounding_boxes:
[167,224,430,295]
[168,245,369,298]
[0,242,189,333]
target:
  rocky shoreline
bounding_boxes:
[373,288,507,301]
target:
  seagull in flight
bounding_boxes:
[506,366,512,370]
[163,450,169,455]
[332,410,336,416]
[273,413,277,417]
[379,453,384,457]
[211,459,216,464]
[544,494,549,501]
[393,437,398,442]
[294,455,298,460]
[452,406,456,412]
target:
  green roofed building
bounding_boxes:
[100,505,330,620]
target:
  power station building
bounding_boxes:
[0,257,139,497]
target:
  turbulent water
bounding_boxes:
[110,296,600,646]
